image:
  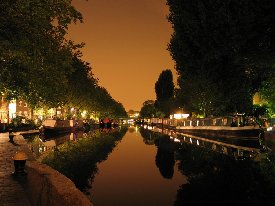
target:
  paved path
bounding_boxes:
[0,133,31,206]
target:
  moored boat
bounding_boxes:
[40,119,84,135]
[175,125,263,139]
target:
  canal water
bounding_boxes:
[24,126,275,206]
[89,126,187,206]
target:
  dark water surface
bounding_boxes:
[89,127,187,206]
[24,126,275,206]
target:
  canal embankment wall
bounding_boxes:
[12,134,93,206]
[24,161,93,206]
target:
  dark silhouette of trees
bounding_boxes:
[140,100,157,118]
[155,69,174,102]
[0,0,83,107]
[155,136,175,179]
[167,0,275,116]
[155,69,175,117]
[0,0,127,118]
[259,72,275,116]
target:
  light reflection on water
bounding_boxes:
[23,131,87,159]
[90,128,187,206]
[24,126,275,206]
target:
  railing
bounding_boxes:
[149,116,257,127]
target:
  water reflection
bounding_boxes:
[147,126,267,161]
[24,127,127,191]
[24,126,275,206]
[140,126,275,206]
[24,131,87,159]
[43,127,128,191]
[155,136,176,179]
[175,145,275,206]
[91,126,186,206]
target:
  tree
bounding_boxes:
[259,69,275,116]
[167,0,275,116]
[155,69,175,117]
[0,0,83,107]
[0,0,127,120]
[155,69,174,102]
[140,100,157,118]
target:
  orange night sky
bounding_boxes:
[68,0,176,111]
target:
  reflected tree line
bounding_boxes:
[139,127,275,206]
[40,126,275,205]
[42,127,127,193]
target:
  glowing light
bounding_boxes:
[173,114,181,119]
[48,108,55,115]
[8,101,16,118]
[173,113,190,119]
[81,110,87,117]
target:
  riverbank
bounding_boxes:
[0,133,31,206]
[0,132,93,206]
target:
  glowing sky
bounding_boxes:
[68,0,176,111]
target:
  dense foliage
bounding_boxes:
[43,127,128,191]
[139,100,157,118]
[0,0,82,107]
[154,69,175,117]
[167,0,275,116]
[0,0,127,119]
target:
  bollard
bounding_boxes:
[9,132,14,143]
[12,151,28,176]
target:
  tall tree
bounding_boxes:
[155,69,174,102]
[167,0,275,116]
[0,0,83,107]
[259,69,275,116]
[140,100,157,118]
[155,69,175,117]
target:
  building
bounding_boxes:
[0,98,31,123]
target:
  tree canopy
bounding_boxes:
[167,0,275,116]
[155,69,175,117]
[0,0,127,119]
[0,0,82,107]
[140,100,157,118]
